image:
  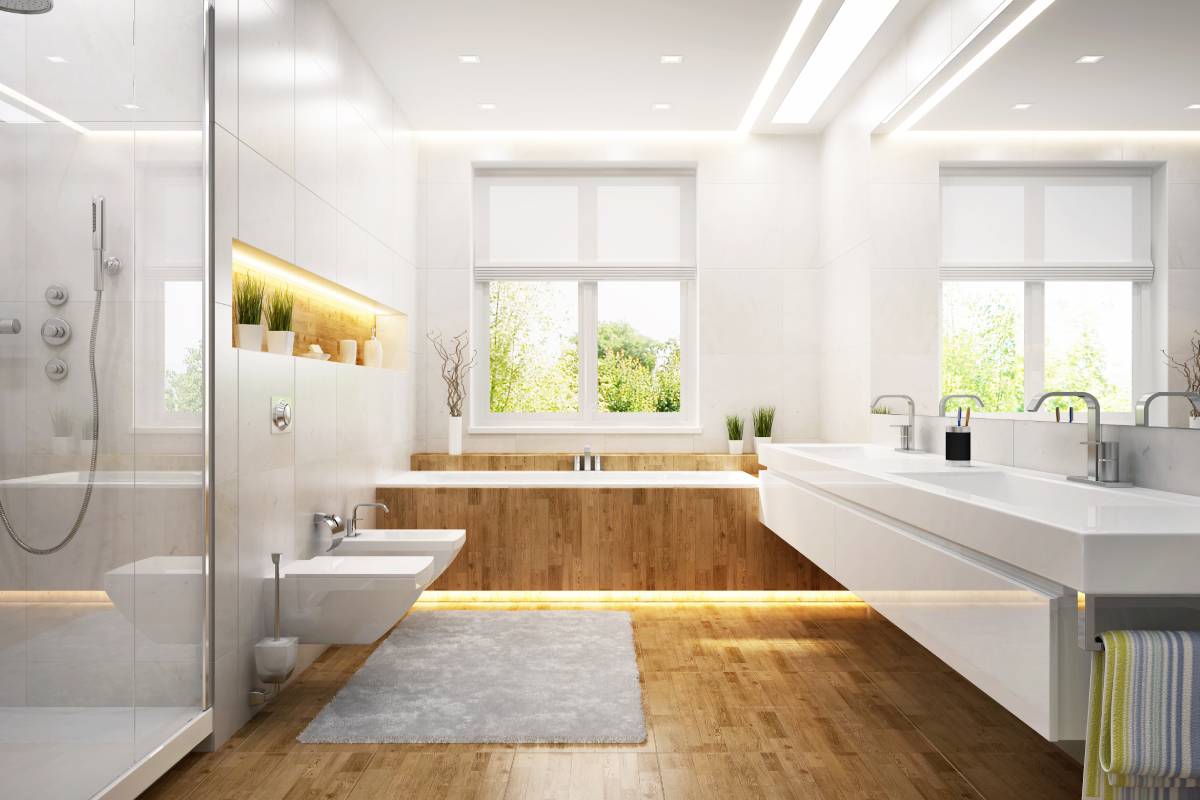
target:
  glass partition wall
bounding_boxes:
[0,1,208,798]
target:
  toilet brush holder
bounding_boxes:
[254,553,297,684]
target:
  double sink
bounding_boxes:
[758,443,1200,595]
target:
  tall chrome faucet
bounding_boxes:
[871,394,925,453]
[348,502,389,538]
[1027,391,1130,486]
[1134,391,1200,426]
[574,446,602,471]
[939,393,984,417]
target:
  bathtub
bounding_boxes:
[378,469,759,489]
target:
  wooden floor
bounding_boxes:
[145,602,1082,800]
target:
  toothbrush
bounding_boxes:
[1069,406,1074,423]
[957,407,963,426]
[965,407,971,427]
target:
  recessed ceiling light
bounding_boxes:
[651,103,672,111]
[772,0,900,124]
[45,56,67,64]
[122,103,141,110]
[659,55,684,65]
[477,103,496,111]
[1074,55,1104,64]
[457,55,480,64]
[1187,104,1200,110]
[1011,103,1033,110]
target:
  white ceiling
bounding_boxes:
[327,0,803,131]
[915,0,1200,131]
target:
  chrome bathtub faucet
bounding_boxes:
[573,446,602,471]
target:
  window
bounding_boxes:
[135,164,205,429]
[472,168,697,431]
[939,168,1153,419]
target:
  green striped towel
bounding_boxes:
[1084,631,1200,800]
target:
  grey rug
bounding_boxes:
[297,610,646,744]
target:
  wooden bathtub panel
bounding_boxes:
[377,486,839,591]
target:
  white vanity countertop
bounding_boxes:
[759,443,1200,595]
[378,470,760,489]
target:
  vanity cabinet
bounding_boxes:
[761,470,1087,741]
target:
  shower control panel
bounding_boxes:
[41,317,71,346]
[45,284,68,306]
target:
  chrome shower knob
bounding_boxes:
[44,284,68,306]
[41,317,71,346]
[45,358,68,381]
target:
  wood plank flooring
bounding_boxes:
[144,602,1082,800]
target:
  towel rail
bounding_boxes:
[1080,595,1200,651]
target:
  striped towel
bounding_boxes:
[1084,630,1200,800]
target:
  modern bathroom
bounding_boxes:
[0,0,1197,798]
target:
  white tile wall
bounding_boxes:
[210,0,418,749]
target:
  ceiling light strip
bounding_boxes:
[0,81,89,134]
[773,0,900,124]
[892,0,1058,133]
[736,0,825,134]
[878,0,1016,127]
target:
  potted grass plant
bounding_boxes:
[725,414,745,455]
[1164,331,1200,429]
[752,405,775,452]
[234,273,266,352]
[265,287,295,356]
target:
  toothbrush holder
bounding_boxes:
[945,425,971,465]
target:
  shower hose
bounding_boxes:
[0,289,103,555]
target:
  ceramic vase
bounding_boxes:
[266,330,295,356]
[728,440,744,455]
[448,416,463,456]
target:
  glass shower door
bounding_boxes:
[0,1,207,798]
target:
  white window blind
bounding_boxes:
[473,167,697,281]
[939,168,1153,281]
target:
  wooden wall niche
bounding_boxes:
[231,239,407,368]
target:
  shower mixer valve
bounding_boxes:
[41,317,71,346]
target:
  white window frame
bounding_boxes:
[938,167,1154,420]
[469,166,699,433]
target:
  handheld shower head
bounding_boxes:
[91,196,120,291]
[0,1,53,14]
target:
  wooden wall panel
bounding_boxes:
[411,453,761,475]
[377,486,841,591]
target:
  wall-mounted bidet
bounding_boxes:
[269,554,435,644]
[333,528,466,581]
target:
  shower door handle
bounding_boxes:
[0,319,20,334]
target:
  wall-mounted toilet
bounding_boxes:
[271,555,435,644]
[333,529,465,580]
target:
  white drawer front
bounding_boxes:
[759,471,836,574]
[835,503,1060,739]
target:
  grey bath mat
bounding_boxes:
[297,610,646,744]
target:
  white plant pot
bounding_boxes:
[51,436,74,456]
[448,416,463,456]
[1190,416,1200,430]
[236,323,264,352]
[728,440,744,455]
[754,436,772,452]
[266,330,295,356]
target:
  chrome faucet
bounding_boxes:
[939,393,984,417]
[348,502,389,538]
[871,394,925,453]
[574,446,602,471]
[1134,391,1200,426]
[1028,391,1129,486]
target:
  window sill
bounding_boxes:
[468,425,703,436]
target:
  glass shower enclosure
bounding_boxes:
[0,1,210,798]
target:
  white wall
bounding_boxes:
[416,135,822,454]
[210,0,418,747]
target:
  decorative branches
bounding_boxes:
[428,330,477,418]
[1163,331,1200,415]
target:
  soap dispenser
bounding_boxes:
[363,327,383,368]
